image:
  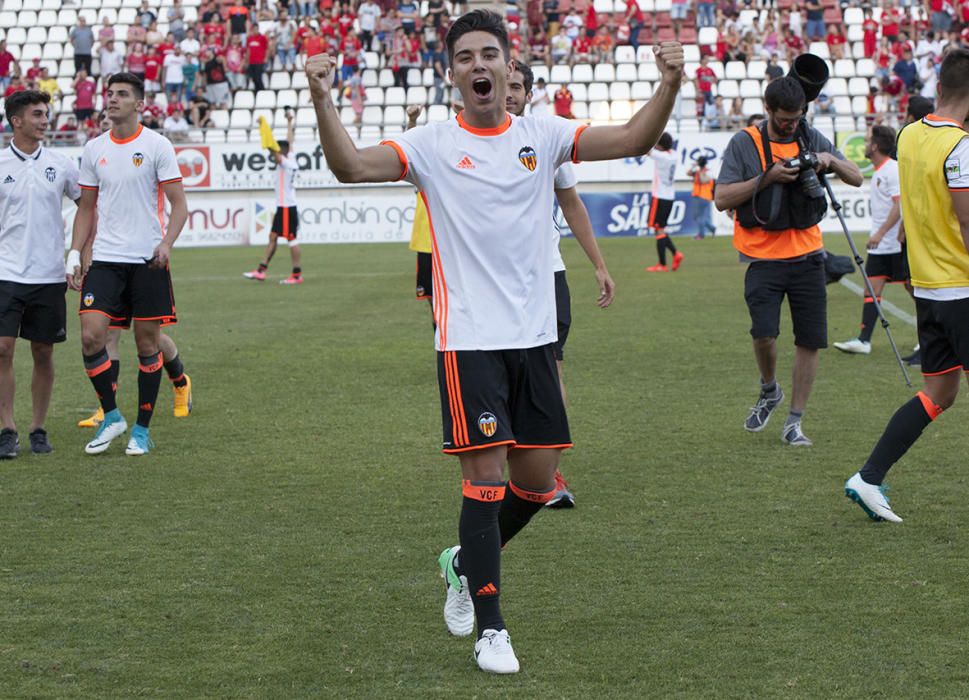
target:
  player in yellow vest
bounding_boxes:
[846,49,969,523]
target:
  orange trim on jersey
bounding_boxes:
[873,159,890,172]
[156,185,166,237]
[461,480,507,502]
[571,123,590,163]
[85,358,112,377]
[79,184,99,190]
[456,112,512,136]
[283,206,290,237]
[916,391,944,420]
[446,351,470,446]
[138,352,164,373]
[443,440,516,455]
[950,187,969,192]
[508,480,556,504]
[110,124,144,144]
[159,177,182,185]
[512,443,574,450]
[443,352,463,447]
[922,364,963,376]
[648,197,659,228]
[420,190,448,349]
[926,113,964,128]
[380,140,409,181]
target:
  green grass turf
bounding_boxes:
[2,234,968,698]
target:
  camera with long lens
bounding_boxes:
[781,152,825,199]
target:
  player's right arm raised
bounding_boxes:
[306,53,404,183]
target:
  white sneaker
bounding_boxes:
[474,629,520,674]
[438,546,473,637]
[845,472,903,523]
[781,420,813,446]
[833,338,872,355]
[84,413,128,454]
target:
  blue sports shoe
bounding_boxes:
[85,410,128,455]
[125,425,154,456]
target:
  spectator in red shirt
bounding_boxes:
[782,27,805,61]
[25,58,43,82]
[882,1,901,42]
[224,34,246,89]
[553,84,573,118]
[203,14,227,46]
[528,29,550,66]
[625,0,645,50]
[337,8,357,37]
[3,76,25,98]
[246,27,269,91]
[302,26,325,60]
[141,92,165,128]
[126,41,148,80]
[572,33,593,65]
[144,50,163,93]
[0,40,14,92]
[340,30,363,85]
[73,69,97,121]
[862,8,879,58]
[55,116,79,145]
[592,25,615,62]
[694,55,716,116]
[585,4,598,38]
[826,24,847,59]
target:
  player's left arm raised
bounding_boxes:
[153,180,188,268]
[555,186,615,308]
[574,43,684,162]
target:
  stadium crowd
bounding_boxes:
[1,0,969,141]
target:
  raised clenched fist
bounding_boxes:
[654,42,685,85]
[305,53,337,95]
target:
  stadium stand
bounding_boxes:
[0,0,967,144]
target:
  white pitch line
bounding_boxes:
[838,278,917,327]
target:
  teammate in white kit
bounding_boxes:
[243,112,304,284]
[506,59,616,508]
[66,72,189,457]
[645,132,685,272]
[306,10,684,673]
[833,125,913,355]
[0,91,81,458]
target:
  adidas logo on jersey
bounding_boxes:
[2,175,14,184]
[456,156,475,170]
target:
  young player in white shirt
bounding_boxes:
[243,112,303,284]
[305,10,684,673]
[66,73,189,457]
[0,91,81,458]
[505,59,616,508]
[834,125,913,356]
[645,132,685,272]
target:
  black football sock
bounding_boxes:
[656,238,668,266]
[258,262,268,272]
[292,266,302,277]
[859,296,878,343]
[499,481,556,547]
[666,237,678,254]
[110,359,120,393]
[84,349,117,413]
[136,352,164,428]
[163,353,188,387]
[459,480,505,637]
[859,392,942,485]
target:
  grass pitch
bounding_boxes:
[2,234,968,698]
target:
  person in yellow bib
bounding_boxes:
[845,49,969,523]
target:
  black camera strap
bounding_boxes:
[750,123,782,227]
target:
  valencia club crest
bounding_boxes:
[518,146,537,172]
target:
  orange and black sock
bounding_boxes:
[859,296,879,343]
[110,359,120,392]
[292,267,302,278]
[860,392,943,485]
[84,349,117,413]
[655,238,668,265]
[136,352,164,428]
[164,354,188,388]
[499,480,556,547]
[460,479,505,637]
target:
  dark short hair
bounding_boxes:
[764,76,806,113]
[107,72,146,100]
[939,48,969,102]
[277,139,290,154]
[747,113,765,125]
[870,125,896,156]
[510,59,533,93]
[5,89,50,125]
[657,132,674,150]
[445,9,508,64]
[906,95,934,121]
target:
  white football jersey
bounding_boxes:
[869,158,902,255]
[649,148,677,200]
[552,162,578,273]
[0,144,80,283]
[79,125,182,264]
[385,113,585,351]
[275,155,298,208]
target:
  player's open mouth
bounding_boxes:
[471,77,492,99]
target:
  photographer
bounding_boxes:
[715,73,863,446]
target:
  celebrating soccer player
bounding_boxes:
[307,10,683,673]
[0,91,82,458]
[644,132,684,272]
[505,58,616,508]
[66,72,189,456]
[845,49,969,523]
